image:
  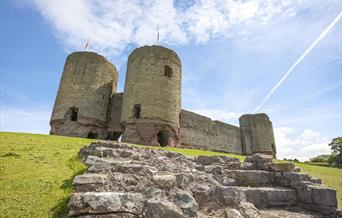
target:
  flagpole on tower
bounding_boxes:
[157,27,160,44]
[85,39,90,51]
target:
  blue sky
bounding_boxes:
[1,0,341,161]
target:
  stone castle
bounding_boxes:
[50,45,276,156]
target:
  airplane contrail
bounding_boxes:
[253,11,342,113]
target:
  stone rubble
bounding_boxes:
[68,141,339,217]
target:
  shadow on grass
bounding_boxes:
[51,158,87,218]
[0,152,21,158]
[51,195,71,218]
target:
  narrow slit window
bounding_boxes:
[164,65,173,78]
[133,104,141,119]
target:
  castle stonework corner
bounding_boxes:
[239,113,277,157]
[50,46,277,156]
[50,52,118,139]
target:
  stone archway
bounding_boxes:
[157,130,169,147]
[87,131,98,139]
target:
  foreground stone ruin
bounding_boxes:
[68,141,339,217]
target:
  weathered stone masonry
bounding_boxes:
[180,110,243,154]
[50,45,277,156]
[50,52,118,139]
[121,46,181,147]
[68,141,339,217]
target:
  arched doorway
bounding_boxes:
[157,130,169,147]
[107,131,122,141]
[87,131,98,139]
[65,106,78,121]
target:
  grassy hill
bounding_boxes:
[0,132,341,217]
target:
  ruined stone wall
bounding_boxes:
[70,142,338,217]
[50,52,118,139]
[239,113,276,156]
[120,45,181,147]
[107,92,123,140]
[180,110,243,154]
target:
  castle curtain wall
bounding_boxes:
[180,110,243,154]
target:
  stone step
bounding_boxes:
[68,192,144,217]
[260,208,324,218]
[215,186,297,209]
[73,174,110,192]
[215,170,275,187]
[84,155,132,167]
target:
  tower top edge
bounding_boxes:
[128,45,181,63]
[66,51,118,72]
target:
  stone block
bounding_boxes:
[68,192,144,216]
[244,153,273,171]
[219,187,297,209]
[73,174,110,192]
[226,162,241,170]
[244,153,268,163]
[265,187,297,207]
[175,173,194,189]
[205,165,223,174]
[174,191,199,216]
[142,197,183,218]
[191,184,214,207]
[93,147,105,157]
[214,174,236,186]
[309,185,337,207]
[240,162,254,170]
[291,181,312,204]
[195,165,205,171]
[197,155,222,165]
[292,182,337,215]
[238,201,261,218]
[275,172,311,187]
[84,155,123,166]
[73,174,109,185]
[117,164,144,174]
[92,147,117,158]
[245,187,297,208]
[225,170,273,187]
[119,149,134,158]
[214,186,246,206]
[219,156,240,163]
[269,162,295,172]
[225,208,244,218]
[152,174,176,188]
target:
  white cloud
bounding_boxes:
[0,107,51,134]
[24,0,311,58]
[274,127,331,161]
[192,109,243,125]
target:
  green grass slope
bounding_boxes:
[0,132,94,217]
[0,132,341,217]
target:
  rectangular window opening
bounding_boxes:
[164,65,173,78]
[133,104,141,119]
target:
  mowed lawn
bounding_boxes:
[0,132,341,217]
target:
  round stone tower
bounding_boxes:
[120,45,181,147]
[50,51,118,139]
